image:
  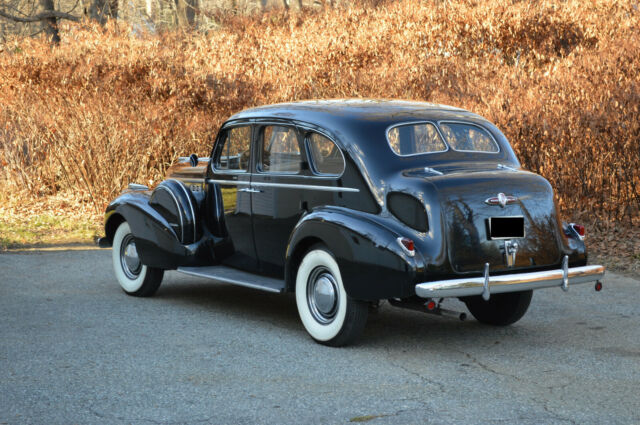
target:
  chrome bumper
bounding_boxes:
[415,258,605,300]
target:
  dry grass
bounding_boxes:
[0,0,639,261]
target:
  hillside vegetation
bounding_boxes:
[1,0,639,227]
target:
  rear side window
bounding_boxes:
[260,125,301,173]
[215,126,251,172]
[306,132,345,176]
[438,122,499,153]
[387,123,447,156]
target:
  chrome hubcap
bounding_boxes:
[307,267,339,324]
[120,235,141,279]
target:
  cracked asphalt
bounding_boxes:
[1,249,639,425]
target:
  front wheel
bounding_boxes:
[295,247,368,346]
[463,290,533,326]
[112,221,164,297]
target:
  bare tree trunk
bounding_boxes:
[175,0,197,28]
[87,0,118,25]
[39,0,60,44]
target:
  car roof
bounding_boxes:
[226,100,518,189]
[228,99,481,128]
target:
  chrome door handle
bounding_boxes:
[238,188,262,193]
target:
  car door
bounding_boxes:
[210,124,258,271]
[250,123,308,276]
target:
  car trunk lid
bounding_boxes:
[424,167,563,274]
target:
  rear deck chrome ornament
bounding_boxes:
[485,192,517,208]
[503,240,518,267]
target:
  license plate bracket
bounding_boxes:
[488,216,524,239]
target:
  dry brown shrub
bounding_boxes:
[0,0,639,225]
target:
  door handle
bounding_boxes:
[238,188,262,193]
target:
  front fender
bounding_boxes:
[104,191,214,269]
[285,207,425,301]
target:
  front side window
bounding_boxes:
[438,122,499,153]
[260,125,301,173]
[387,123,447,156]
[306,132,344,176]
[215,126,251,172]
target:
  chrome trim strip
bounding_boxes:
[424,167,443,175]
[174,178,205,185]
[128,183,149,191]
[415,264,605,299]
[207,179,251,186]
[168,179,197,245]
[250,181,359,193]
[206,179,359,193]
[176,268,282,293]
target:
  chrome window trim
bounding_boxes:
[385,121,449,157]
[304,131,346,178]
[436,120,501,154]
[206,179,359,193]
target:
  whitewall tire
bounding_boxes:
[295,246,368,346]
[112,221,164,297]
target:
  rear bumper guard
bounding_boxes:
[415,256,605,300]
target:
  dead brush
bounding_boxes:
[0,0,638,225]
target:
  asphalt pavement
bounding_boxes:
[1,249,638,425]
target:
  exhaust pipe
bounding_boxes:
[388,298,467,321]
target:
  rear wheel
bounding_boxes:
[463,290,533,326]
[295,246,368,346]
[112,221,164,297]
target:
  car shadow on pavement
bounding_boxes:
[155,277,301,331]
[153,273,541,350]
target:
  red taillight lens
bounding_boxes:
[399,237,415,252]
[571,223,585,237]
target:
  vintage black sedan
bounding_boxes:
[98,100,605,346]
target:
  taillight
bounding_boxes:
[570,223,585,238]
[397,237,415,257]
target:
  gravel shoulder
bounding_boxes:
[1,249,638,425]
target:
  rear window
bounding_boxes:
[438,122,499,153]
[387,123,447,156]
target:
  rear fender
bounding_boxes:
[104,190,215,269]
[285,207,424,301]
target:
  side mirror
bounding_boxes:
[189,153,199,167]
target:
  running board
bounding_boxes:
[176,265,285,293]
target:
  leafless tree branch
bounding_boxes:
[0,8,80,23]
